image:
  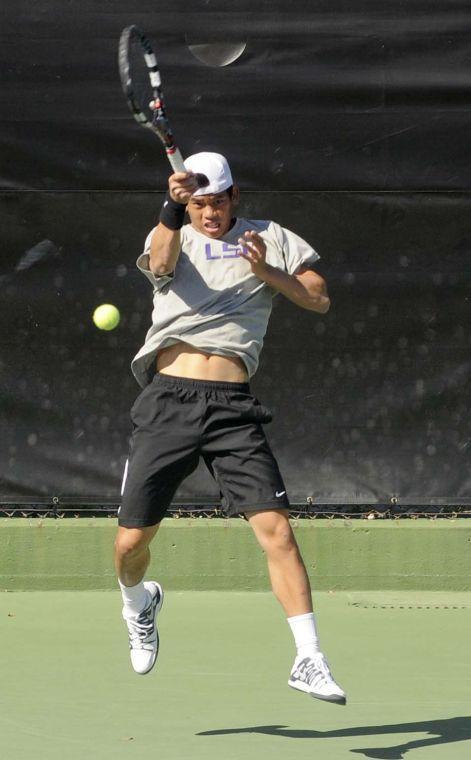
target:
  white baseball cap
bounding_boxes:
[184,152,233,196]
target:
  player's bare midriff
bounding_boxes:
[156,340,249,383]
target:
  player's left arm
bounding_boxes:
[238,230,330,313]
[264,264,330,313]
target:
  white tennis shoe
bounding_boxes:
[122,581,164,675]
[288,652,346,704]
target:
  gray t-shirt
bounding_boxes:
[131,218,320,387]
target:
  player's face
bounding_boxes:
[187,188,239,238]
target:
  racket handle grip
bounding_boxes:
[167,148,186,173]
[167,148,209,188]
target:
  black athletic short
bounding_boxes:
[118,372,290,527]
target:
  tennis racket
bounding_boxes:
[118,25,208,187]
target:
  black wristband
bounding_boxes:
[159,192,186,230]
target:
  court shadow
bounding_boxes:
[197,716,471,758]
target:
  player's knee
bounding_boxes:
[114,531,148,560]
[252,511,297,553]
[269,521,297,553]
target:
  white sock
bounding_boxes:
[119,579,148,617]
[287,612,320,658]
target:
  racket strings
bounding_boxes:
[127,35,175,149]
[127,37,157,123]
[119,25,185,168]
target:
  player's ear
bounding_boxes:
[230,185,240,206]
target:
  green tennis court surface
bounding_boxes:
[1,591,470,760]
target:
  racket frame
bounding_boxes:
[118,25,186,174]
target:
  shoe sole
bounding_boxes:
[134,582,164,676]
[288,680,347,705]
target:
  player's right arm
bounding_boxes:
[149,172,198,276]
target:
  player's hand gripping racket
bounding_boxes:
[118,25,208,188]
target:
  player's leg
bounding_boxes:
[117,374,201,674]
[246,507,346,705]
[114,523,164,675]
[115,524,161,625]
[244,508,312,616]
[200,384,346,704]
[115,523,160,589]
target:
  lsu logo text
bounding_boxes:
[205,243,243,260]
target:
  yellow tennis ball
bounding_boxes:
[93,303,120,331]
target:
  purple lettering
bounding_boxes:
[222,243,243,259]
[204,242,243,260]
[204,243,221,260]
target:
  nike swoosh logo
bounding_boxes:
[275,491,286,497]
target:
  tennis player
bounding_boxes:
[115,152,346,705]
